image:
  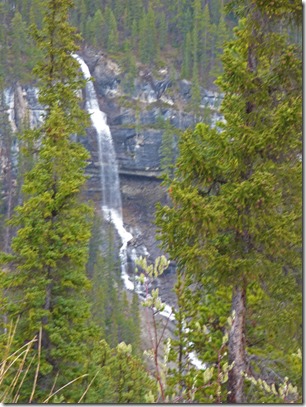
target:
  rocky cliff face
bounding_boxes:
[1,49,223,307]
[81,49,223,305]
[82,48,222,178]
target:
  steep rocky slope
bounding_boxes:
[1,48,222,307]
[81,48,222,306]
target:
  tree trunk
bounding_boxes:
[227,283,247,403]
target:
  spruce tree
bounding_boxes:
[160,119,180,179]
[199,4,211,85]
[158,13,168,51]
[10,11,34,83]
[172,0,193,48]
[121,41,137,93]
[181,31,192,79]
[131,19,139,50]
[156,0,302,403]
[126,0,143,30]
[91,9,104,49]
[192,0,201,71]
[0,0,96,400]
[210,8,228,79]
[29,0,45,29]
[107,8,119,52]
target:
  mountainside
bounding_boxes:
[0,0,302,403]
[1,46,223,308]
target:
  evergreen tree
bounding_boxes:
[210,8,228,79]
[121,41,137,93]
[10,11,34,83]
[129,292,142,354]
[90,252,108,337]
[156,0,302,403]
[199,4,213,86]
[158,13,168,51]
[126,0,143,30]
[192,0,201,69]
[29,0,45,29]
[73,0,87,39]
[209,0,223,25]
[85,342,157,403]
[191,62,201,114]
[171,0,193,48]
[160,119,180,179]
[107,8,119,52]
[139,5,158,64]
[0,0,96,400]
[181,31,192,79]
[131,19,139,50]
[113,0,126,21]
[91,9,104,49]
[0,2,8,83]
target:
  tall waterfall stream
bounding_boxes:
[73,54,134,289]
[74,54,204,370]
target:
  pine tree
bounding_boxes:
[131,19,138,50]
[160,119,180,179]
[129,292,141,354]
[192,0,201,70]
[156,0,302,403]
[121,41,137,93]
[199,4,213,86]
[74,0,87,39]
[126,0,143,30]
[208,0,222,25]
[158,13,168,51]
[210,7,228,79]
[181,31,192,79]
[85,342,157,403]
[91,9,104,49]
[172,0,193,48]
[0,0,96,400]
[29,0,45,29]
[191,62,201,114]
[10,12,33,83]
[107,8,119,52]
[139,5,158,64]
[0,2,8,83]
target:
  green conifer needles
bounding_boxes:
[1,0,93,399]
[156,0,301,402]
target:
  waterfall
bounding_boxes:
[73,54,133,281]
[74,55,205,370]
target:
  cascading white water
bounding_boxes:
[73,54,133,279]
[74,55,205,370]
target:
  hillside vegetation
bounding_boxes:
[0,0,302,403]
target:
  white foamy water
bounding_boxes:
[73,54,133,279]
[73,54,123,217]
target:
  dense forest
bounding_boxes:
[0,0,302,403]
[0,0,238,88]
